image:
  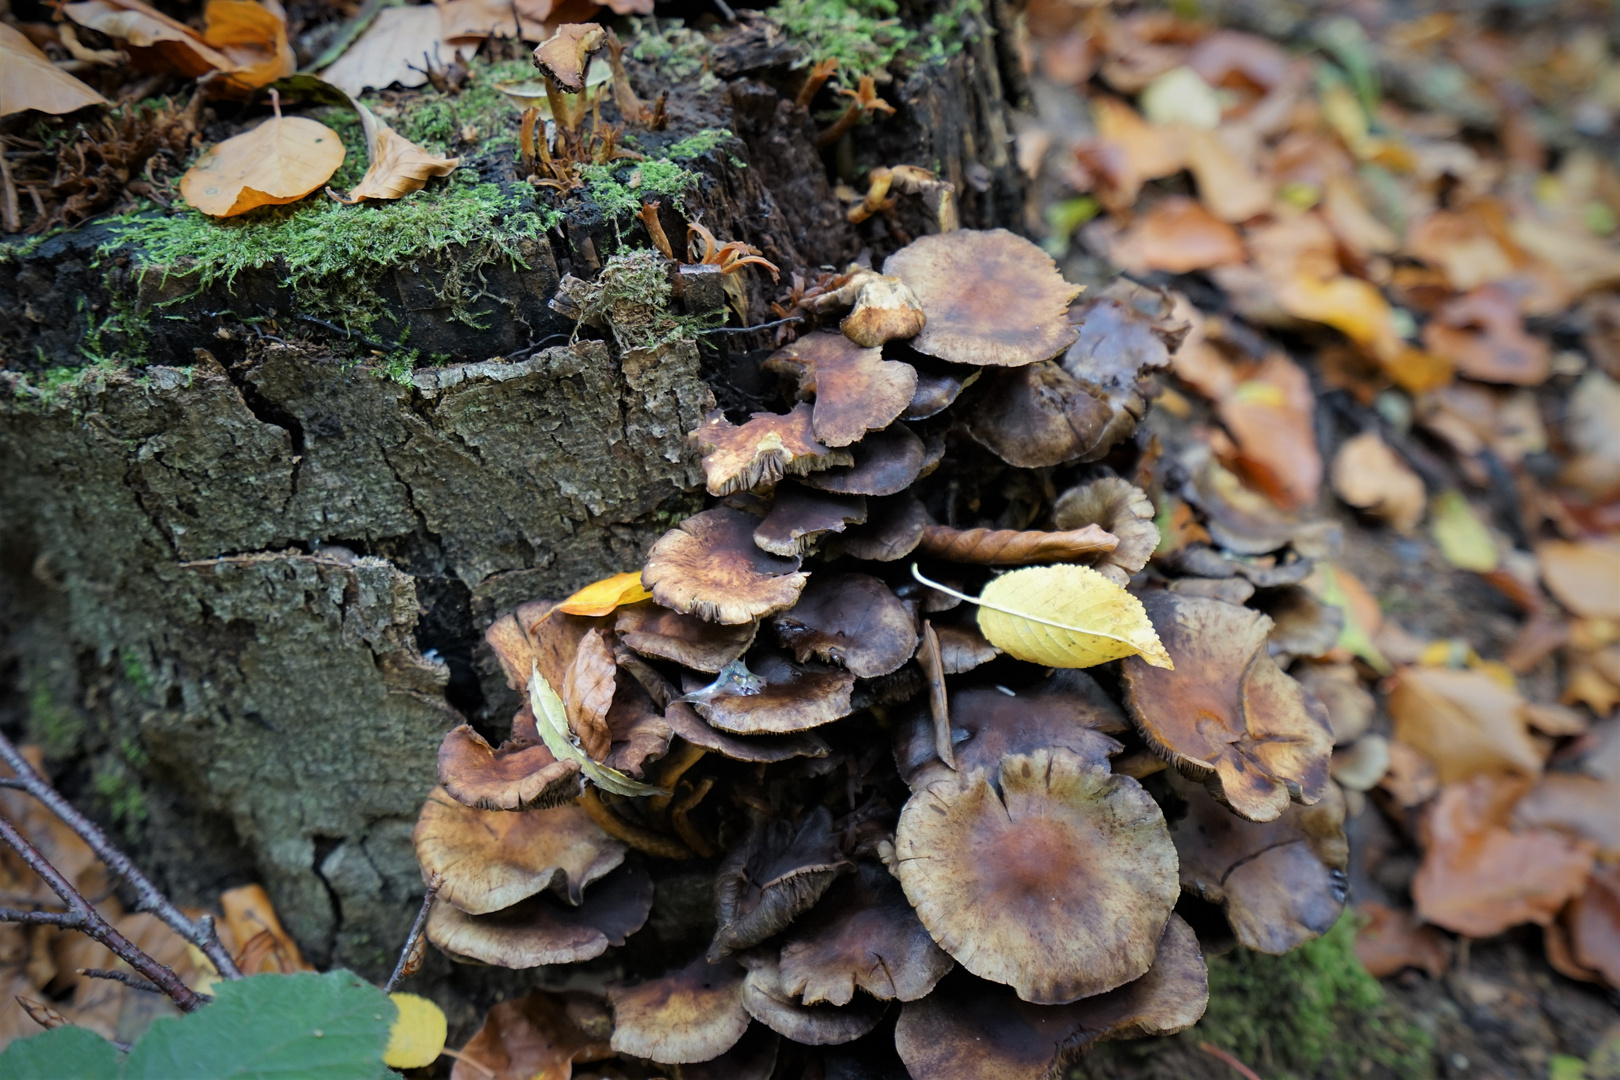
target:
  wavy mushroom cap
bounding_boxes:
[801,423,926,497]
[894,915,1208,1080]
[427,862,653,968]
[694,404,850,496]
[450,991,612,1080]
[601,672,673,778]
[663,700,832,763]
[895,749,1178,1003]
[1252,584,1346,660]
[437,712,583,811]
[964,361,1113,469]
[1052,477,1161,585]
[763,333,918,447]
[532,23,606,91]
[1184,447,1332,556]
[752,484,868,557]
[882,229,1080,367]
[1059,283,1183,459]
[738,951,885,1045]
[643,507,809,625]
[824,491,929,562]
[778,862,953,1005]
[839,273,927,348]
[413,788,625,914]
[771,573,919,678]
[615,602,758,673]
[685,654,854,735]
[711,806,850,958]
[607,954,751,1064]
[1121,591,1334,822]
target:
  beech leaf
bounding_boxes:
[916,523,1119,565]
[0,23,109,118]
[556,569,653,616]
[180,92,344,216]
[561,627,616,760]
[331,101,459,204]
[911,564,1173,669]
[528,663,667,797]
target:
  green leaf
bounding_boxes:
[0,1024,120,1080]
[122,971,395,1080]
[527,663,667,797]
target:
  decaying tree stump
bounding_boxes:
[0,1,1027,1023]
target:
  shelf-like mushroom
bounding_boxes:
[883,229,1080,367]
[801,423,926,497]
[694,404,852,496]
[607,954,751,1064]
[615,602,757,673]
[738,952,885,1045]
[1121,591,1334,822]
[438,707,583,811]
[643,507,809,624]
[1052,477,1161,586]
[664,700,833,763]
[710,806,851,958]
[771,573,919,678]
[427,862,654,968]
[964,362,1113,468]
[824,491,930,562]
[763,333,918,447]
[752,484,868,557]
[684,654,855,735]
[895,748,1178,1003]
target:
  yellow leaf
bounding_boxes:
[180,94,344,217]
[0,22,108,118]
[912,564,1172,670]
[331,101,459,204]
[1430,491,1498,572]
[383,992,447,1069]
[555,570,653,616]
[527,664,667,797]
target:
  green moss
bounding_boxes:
[576,248,723,350]
[121,648,153,696]
[92,765,148,838]
[579,157,702,219]
[27,683,85,762]
[628,18,723,89]
[666,128,737,160]
[770,0,915,76]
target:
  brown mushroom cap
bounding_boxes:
[763,333,918,447]
[1121,591,1334,823]
[615,602,757,674]
[662,1025,779,1080]
[1252,585,1346,660]
[824,491,929,562]
[771,573,919,678]
[752,484,868,557]
[694,404,851,497]
[684,654,855,735]
[882,229,1081,367]
[893,915,1208,1080]
[933,623,1002,673]
[738,952,885,1045]
[664,700,833,763]
[428,862,654,968]
[778,862,953,1005]
[607,954,751,1064]
[1052,477,1161,586]
[643,508,809,625]
[1168,771,1348,954]
[438,709,583,811]
[710,806,851,958]
[1183,447,1330,556]
[895,748,1178,1003]
[801,423,926,497]
[964,362,1112,469]
[533,23,606,92]
[414,788,626,913]
[451,991,612,1080]
[839,274,928,348]
[1059,283,1183,458]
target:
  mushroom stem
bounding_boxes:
[638,200,675,260]
[816,76,895,149]
[604,29,652,125]
[579,787,693,859]
[1199,1042,1264,1080]
[847,167,895,225]
[647,741,707,816]
[669,777,717,857]
[795,57,839,108]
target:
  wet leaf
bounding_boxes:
[332,101,459,204]
[1099,196,1245,275]
[913,564,1173,669]
[556,570,654,616]
[202,0,295,92]
[1353,901,1450,978]
[0,23,108,118]
[528,664,666,797]
[180,98,345,217]
[383,992,447,1069]
[1217,353,1322,511]
[221,883,313,973]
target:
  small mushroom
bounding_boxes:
[1121,592,1334,823]
[532,23,606,92]
[664,700,833,763]
[1052,477,1161,586]
[777,862,953,1005]
[607,954,751,1064]
[801,423,926,497]
[710,806,851,958]
[771,573,919,678]
[1292,662,1375,745]
[763,333,918,447]
[753,484,868,557]
[963,362,1113,469]
[616,602,758,674]
[643,507,809,625]
[823,491,930,562]
[895,748,1179,1003]
[485,601,605,696]
[438,708,583,811]
[662,1025,779,1080]
[738,951,885,1045]
[684,654,855,735]
[882,229,1081,367]
[694,404,852,496]
[900,352,980,420]
[413,788,626,913]
[839,274,927,347]
[427,862,654,968]
[1167,771,1348,954]
[451,991,613,1080]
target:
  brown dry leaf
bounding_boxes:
[452,990,613,1080]
[1412,775,1595,937]
[62,0,233,76]
[1560,372,1620,499]
[1185,127,1272,222]
[202,0,295,92]
[1101,196,1245,275]
[1538,539,1620,620]
[1421,284,1551,385]
[332,101,459,204]
[1217,352,1321,511]
[1353,901,1450,978]
[220,883,313,973]
[917,523,1119,566]
[439,0,555,43]
[1566,862,1620,988]
[1387,665,1545,784]
[1379,738,1439,807]
[1330,431,1425,532]
[561,628,616,761]
[1513,772,1620,859]
[1084,96,1186,207]
[320,3,448,97]
[180,94,344,217]
[1320,175,1398,258]
[0,22,109,117]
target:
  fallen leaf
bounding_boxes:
[320,3,448,96]
[1330,431,1425,531]
[384,993,448,1069]
[561,628,615,761]
[913,564,1173,669]
[1380,738,1439,807]
[62,0,233,77]
[1139,66,1220,129]
[1185,127,1272,222]
[1511,215,1620,296]
[1354,900,1450,978]
[1388,665,1545,783]
[1513,772,1620,858]
[220,883,313,973]
[1082,95,1186,207]
[1217,352,1322,511]
[452,991,612,1080]
[0,22,109,117]
[439,0,554,43]
[916,523,1119,565]
[1430,491,1498,572]
[1320,174,1398,258]
[180,92,345,217]
[1421,284,1551,385]
[1567,862,1620,988]
[1099,196,1246,275]
[1560,372,1620,499]
[555,570,654,617]
[1538,539,1620,620]
[528,664,666,797]
[332,111,458,203]
[1413,774,1594,937]
[202,0,295,92]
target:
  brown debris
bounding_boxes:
[643,507,809,625]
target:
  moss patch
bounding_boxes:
[578,248,723,350]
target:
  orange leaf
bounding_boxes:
[1387,665,1544,784]
[332,101,459,204]
[180,97,345,217]
[0,22,108,118]
[62,0,233,77]
[220,883,314,973]
[1217,353,1321,511]
[556,570,653,616]
[203,0,295,91]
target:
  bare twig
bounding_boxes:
[78,968,164,995]
[700,315,805,335]
[385,874,443,993]
[0,814,203,1012]
[0,732,243,980]
[0,907,83,927]
[1199,1041,1264,1080]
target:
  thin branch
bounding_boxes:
[0,813,203,1012]
[699,314,804,335]
[1199,1042,1264,1080]
[0,907,84,928]
[385,874,442,993]
[78,968,163,995]
[0,732,243,980]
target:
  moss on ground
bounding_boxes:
[766,0,986,77]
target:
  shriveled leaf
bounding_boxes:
[556,570,653,617]
[203,0,295,92]
[914,564,1172,669]
[561,628,615,761]
[1331,431,1425,532]
[917,523,1118,565]
[333,101,458,203]
[528,664,666,797]
[180,105,345,217]
[1538,539,1620,621]
[383,992,447,1070]
[0,23,108,118]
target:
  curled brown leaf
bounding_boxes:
[917,523,1119,565]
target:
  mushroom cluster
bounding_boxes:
[413,228,1346,1079]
